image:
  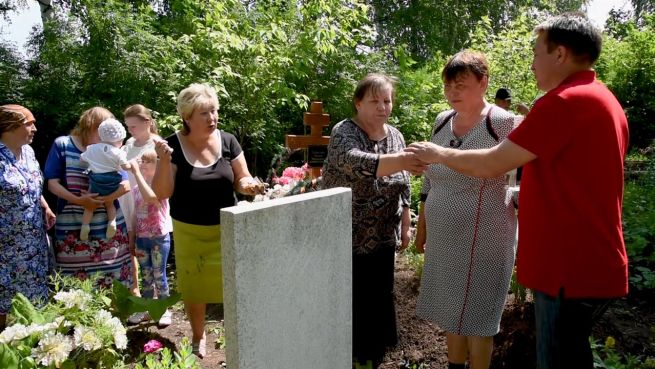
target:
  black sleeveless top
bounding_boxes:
[167,130,242,225]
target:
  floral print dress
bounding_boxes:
[0,143,50,314]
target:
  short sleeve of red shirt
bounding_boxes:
[508,94,574,159]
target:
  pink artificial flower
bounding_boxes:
[282,166,306,181]
[277,177,292,185]
[143,339,163,353]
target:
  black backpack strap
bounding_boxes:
[433,108,499,142]
[485,106,499,142]
[432,111,457,137]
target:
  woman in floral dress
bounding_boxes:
[0,105,56,330]
[44,107,133,288]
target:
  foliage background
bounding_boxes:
[0,0,654,290]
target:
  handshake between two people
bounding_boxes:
[399,142,443,176]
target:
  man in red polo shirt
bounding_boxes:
[406,13,628,369]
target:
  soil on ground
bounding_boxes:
[126,256,655,368]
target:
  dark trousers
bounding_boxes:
[534,289,612,369]
[352,246,398,365]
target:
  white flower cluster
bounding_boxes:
[0,316,69,345]
[1,290,128,367]
[54,289,92,310]
[73,325,102,351]
[31,332,73,367]
[94,309,128,350]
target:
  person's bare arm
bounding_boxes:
[232,154,266,195]
[41,196,56,229]
[98,180,130,203]
[47,178,103,210]
[399,206,411,252]
[376,152,427,177]
[415,202,426,253]
[129,160,160,206]
[406,139,536,178]
[152,140,176,199]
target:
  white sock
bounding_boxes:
[80,224,90,241]
[106,220,117,239]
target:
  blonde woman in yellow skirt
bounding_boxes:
[152,83,265,358]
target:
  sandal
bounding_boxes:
[191,333,206,358]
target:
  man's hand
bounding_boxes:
[405,142,443,164]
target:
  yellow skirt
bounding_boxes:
[172,219,223,303]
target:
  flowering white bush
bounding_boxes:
[0,280,129,369]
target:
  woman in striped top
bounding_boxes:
[44,107,133,288]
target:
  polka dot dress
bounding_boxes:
[416,106,518,336]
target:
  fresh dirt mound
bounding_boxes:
[128,256,654,369]
[381,257,447,369]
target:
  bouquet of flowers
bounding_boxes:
[252,163,321,201]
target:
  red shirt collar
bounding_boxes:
[558,69,596,87]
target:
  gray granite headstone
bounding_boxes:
[221,187,352,369]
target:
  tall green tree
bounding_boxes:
[5,0,380,174]
[631,0,655,23]
[596,13,655,148]
[369,0,586,64]
[0,41,25,102]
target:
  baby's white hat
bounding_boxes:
[98,118,126,143]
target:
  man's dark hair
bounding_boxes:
[534,12,602,65]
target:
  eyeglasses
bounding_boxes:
[449,138,463,148]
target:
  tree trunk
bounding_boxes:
[36,0,53,23]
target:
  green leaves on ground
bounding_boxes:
[111,280,181,322]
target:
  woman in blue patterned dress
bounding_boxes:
[0,104,56,331]
[44,107,133,289]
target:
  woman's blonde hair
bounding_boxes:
[176,83,219,135]
[71,107,114,147]
[124,104,158,135]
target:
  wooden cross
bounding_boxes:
[285,101,330,178]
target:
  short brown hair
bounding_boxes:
[124,104,158,135]
[71,107,114,147]
[353,73,397,107]
[442,50,489,83]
